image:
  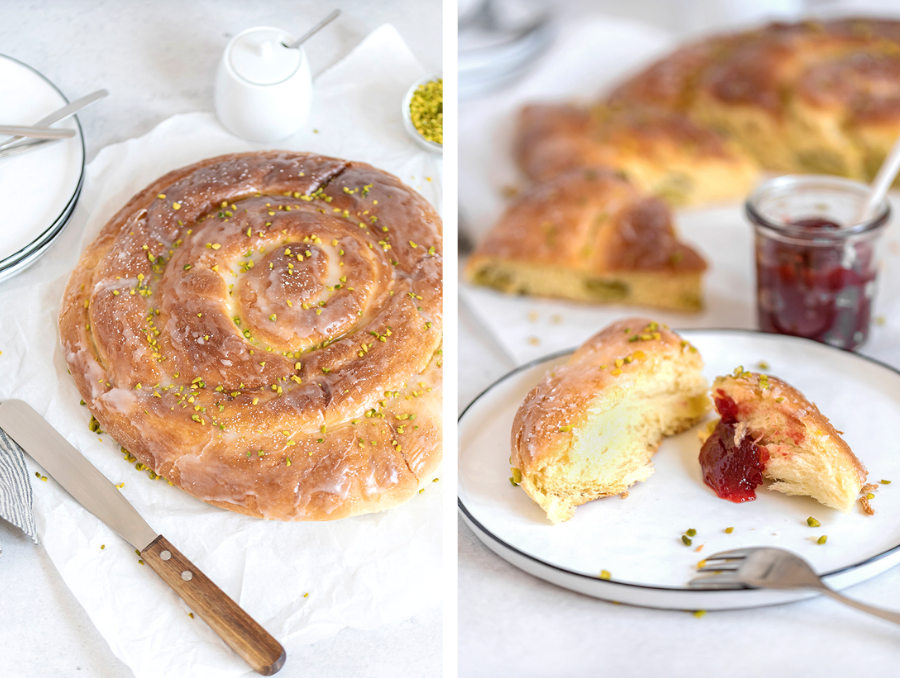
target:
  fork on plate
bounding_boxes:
[690,547,900,625]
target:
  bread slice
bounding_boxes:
[700,370,867,511]
[511,319,711,523]
[466,168,707,312]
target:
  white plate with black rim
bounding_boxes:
[458,329,900,610]
[0,54,85,282]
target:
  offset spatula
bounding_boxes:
[0,399,285,676]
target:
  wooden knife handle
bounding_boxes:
[142,535,286,675]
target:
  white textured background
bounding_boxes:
[0,1,441,677]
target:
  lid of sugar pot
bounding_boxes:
[229,27,301,86]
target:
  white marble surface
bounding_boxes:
[0,2,441,677]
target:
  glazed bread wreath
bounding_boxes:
[59,151,443,521]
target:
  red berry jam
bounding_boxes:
[755,216,877,350]
[699,394,769,502]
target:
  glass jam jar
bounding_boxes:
[746,175,890,351]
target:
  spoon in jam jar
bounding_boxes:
[858,131,900,224]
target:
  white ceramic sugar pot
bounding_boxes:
[214,26,313,142]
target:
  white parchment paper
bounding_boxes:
[0,24,441,678]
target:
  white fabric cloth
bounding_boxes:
[0,430,38,550]
[0,24,441,678]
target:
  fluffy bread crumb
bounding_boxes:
[511,319,710,523]
[711,372,867,513]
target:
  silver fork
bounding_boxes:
[690,547,900,626]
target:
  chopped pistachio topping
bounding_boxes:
[817,535,828,545]
[807,516,821,527]
[409,78,443,144]
[680,339,697,353]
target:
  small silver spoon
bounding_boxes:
[283,9,341,49]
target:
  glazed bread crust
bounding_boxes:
[59,151,442,521]
[611,17,900,179]
[515,103,758,205]
[710,372,866,512]
[511,318,711,523]
[465,168,707,311]
[513,18,900,197]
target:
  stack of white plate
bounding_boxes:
[458,0,555,101]
[0,55,85,284]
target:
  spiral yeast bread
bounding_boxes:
[60,151,442,521]
[472,18,900,309]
